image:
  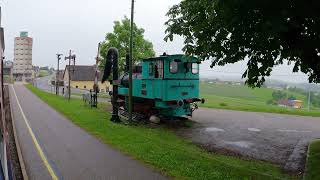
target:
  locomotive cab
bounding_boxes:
[117,54,203,118]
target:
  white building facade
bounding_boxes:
[13,31,33,82]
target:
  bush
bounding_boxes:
[266,99,277,105]
[219,102,228,107]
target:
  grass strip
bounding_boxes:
[304,140,320,180]
[26,84,297,180]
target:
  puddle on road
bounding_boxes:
[204,127,225,133]
[248,128,261,132]
[223,141,253,149]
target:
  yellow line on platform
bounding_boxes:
[11,85,59,180]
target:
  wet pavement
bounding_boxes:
[178,108,320,172]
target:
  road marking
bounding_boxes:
[204,127,225,132]
[11,86,59,180]
[277,129,312,133]
[248,128,261,132]
[223,141,253,149]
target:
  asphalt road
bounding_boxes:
[10,84,165,180]
[34,75,88,95]
[178,108,320,172]
[34,76,110,103]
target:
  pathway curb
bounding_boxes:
[10,86,29,180]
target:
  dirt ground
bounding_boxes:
[177,108,320,173]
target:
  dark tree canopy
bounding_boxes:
[100,17,155,72]
[165,0,320,87]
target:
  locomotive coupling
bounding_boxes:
[177,100,184,107]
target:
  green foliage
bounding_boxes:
[219,102,228,107]
[311,92,320,108]
[100,17,155,72]
[305,140,320,180]
[272,90,287,101]
[288,95,296,100]
[266,99,277,105]
[165,0,320,87]
[26,84,297,180]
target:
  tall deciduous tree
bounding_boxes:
[165,0,320,87]
[100,17,155,72]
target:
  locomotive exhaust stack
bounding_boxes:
[102,48,120,122]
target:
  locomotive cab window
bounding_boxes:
[149,63,153,76]
[192,63,199,74]
[170,60,179,74]
[155,60,163,78]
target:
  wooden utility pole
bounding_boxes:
[56,54,63,95]
[308,88,311,111]
[65,50,76,101]
[93,43,101,107]
[129,0,135,122]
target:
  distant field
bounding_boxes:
[200,82,320,117]
[39,70,50,77]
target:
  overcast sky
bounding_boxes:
[0,0,309,83]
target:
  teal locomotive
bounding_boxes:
[102,48,204,122]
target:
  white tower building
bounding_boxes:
[13,31,33,82]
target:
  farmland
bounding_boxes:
[200,81,320,117]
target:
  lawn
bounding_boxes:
[26,84,297,180]
[304,140,320,180]
[200,82,320,117]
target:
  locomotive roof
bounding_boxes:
[142,54,198,62]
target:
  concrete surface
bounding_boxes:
[10,84,166,180]
[178,108,320,172]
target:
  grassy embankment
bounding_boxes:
[200,82,320,117]
[304,140,320,180]
[26,84,297,180]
